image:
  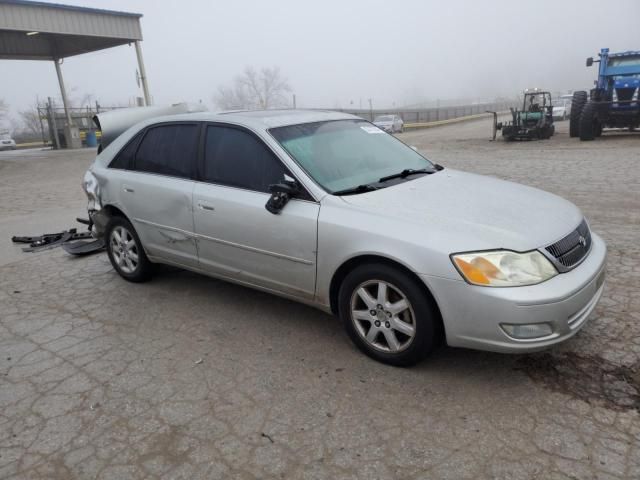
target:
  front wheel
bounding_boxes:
[106,216,152,282]
[338,263,440,366]
[579,102,598,141]
[570,91,588,137]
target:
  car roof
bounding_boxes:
[136,109,360,130]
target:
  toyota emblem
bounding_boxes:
[578,235,587,248]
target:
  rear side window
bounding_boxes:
[109,132,143,170]
[134,124,199,179]
[203,126,289,193]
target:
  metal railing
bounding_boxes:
[336,101,516,124]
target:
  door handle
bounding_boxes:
[123,185,135,193]
[197,202,215,211]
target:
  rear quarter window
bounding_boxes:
[133,124,200,179]
[109,132,143,170]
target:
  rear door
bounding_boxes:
[110,123,200,268]
[193,124,319,299]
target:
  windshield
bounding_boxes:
[270,119,434,193]
[609,56,640,67]
[374,115,393,122]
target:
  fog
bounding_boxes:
[1,0,639,118]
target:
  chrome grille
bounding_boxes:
[545,219,591,269]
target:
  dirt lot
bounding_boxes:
[1,119,639,479]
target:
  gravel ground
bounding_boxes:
[1,119,639,479]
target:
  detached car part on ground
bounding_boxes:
[83,108,606,366]
[492,90,555,141]
[11,222,102,254]
[570,48,640,140]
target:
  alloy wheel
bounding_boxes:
[350,280,416,353]
[109,226,139,274]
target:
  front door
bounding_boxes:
[193,124,319,299]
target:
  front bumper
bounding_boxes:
[421,232,607,353]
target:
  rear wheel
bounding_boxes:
[570,91,588,137]
[106,216,152,282]
[579,102,598,141]
[338,263,440,366]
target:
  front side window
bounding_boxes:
[270,119,434,193]
[134,124,199,179]
[203,125,289,193]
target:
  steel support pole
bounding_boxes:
[134,41,152,106]
[53,58,73,126]
[47,97,60,150]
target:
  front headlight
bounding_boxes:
[451,250,557,287]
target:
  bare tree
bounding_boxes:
[214,83,251,110]
[0,99,13,137]
[214,66,292,110]
[68,86,96,109]
[0,98,7,122]
[18,99,47,137]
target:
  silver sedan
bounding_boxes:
[83,110,606,366]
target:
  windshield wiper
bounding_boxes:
[378,168,434,183]
[332,184,379,196]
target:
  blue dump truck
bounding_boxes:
[570,48,640,140]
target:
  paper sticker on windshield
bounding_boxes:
[361,125,385,134]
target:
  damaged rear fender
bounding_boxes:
[82,169,115,238]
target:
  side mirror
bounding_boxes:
[265,180,299,215]
[586,57,593,67]
[434,163,444,171]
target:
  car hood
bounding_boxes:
[340,169,582,252]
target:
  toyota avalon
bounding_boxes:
[83,109,606,366]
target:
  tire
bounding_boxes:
[595,123,603,137]
[338,263,440,366]
[105,215,152,282]
[569,91,588,137]
[538,125,552,140]
[579,102,598,141]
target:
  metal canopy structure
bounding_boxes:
[0,0,151,147]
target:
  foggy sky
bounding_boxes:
[1,0,639,119]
